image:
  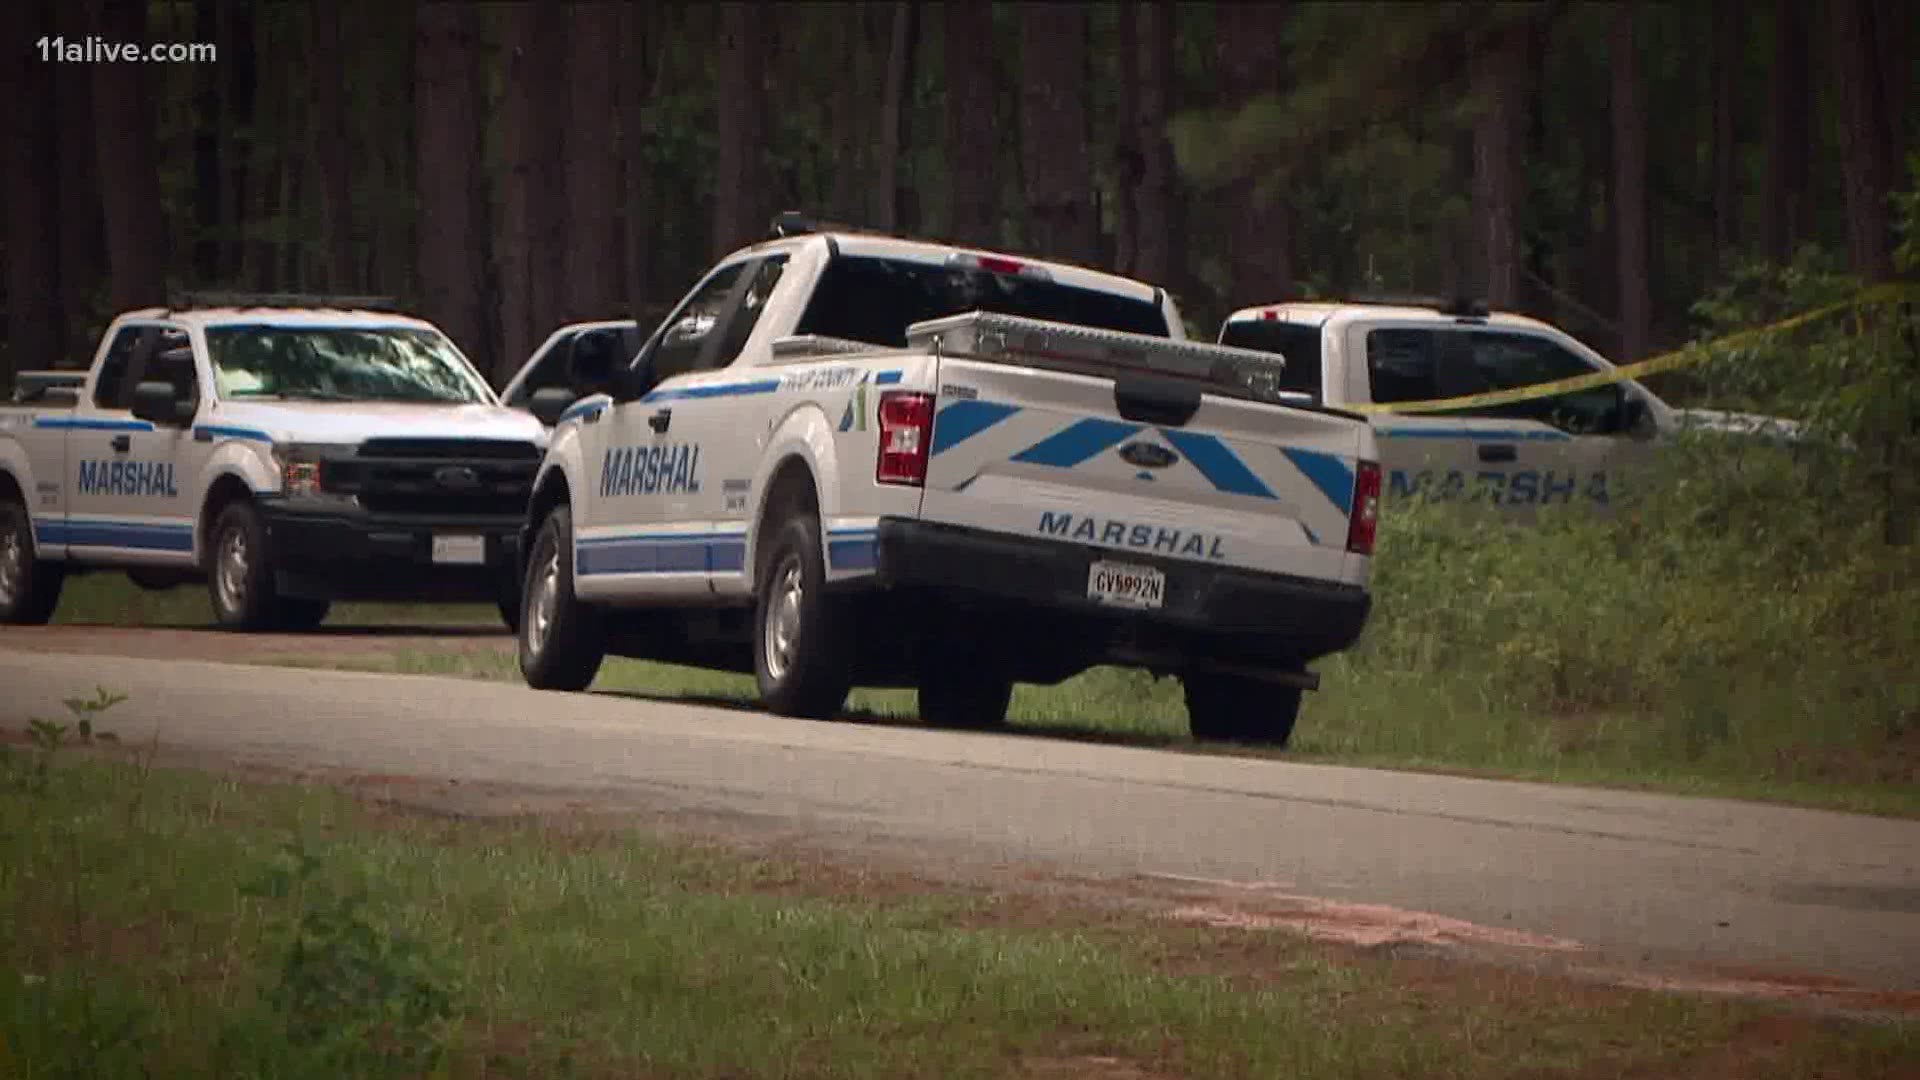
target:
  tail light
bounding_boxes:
[876,391,935,486]
[1346,460,1381,555]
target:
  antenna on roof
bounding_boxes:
[165,290,401,313]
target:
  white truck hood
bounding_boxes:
[205,401,548,447]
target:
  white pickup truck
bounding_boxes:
[1215,297,1802,513]
[511,217,1382,744]
[0,295,549,630]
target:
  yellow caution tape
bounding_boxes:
[1348,281,1920,416]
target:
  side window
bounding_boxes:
[567,328,620,396]
[705,255,788,370]
[505,331,578,406]
[1443,331,1624,434]
[90,327,147,408]
[647,262,749,385]
[1366,328,1623,435]
[1364,328,1440,405]
[92,325,191,409]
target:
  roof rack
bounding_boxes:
[1339,292,1490,318]
[165,290,402,313]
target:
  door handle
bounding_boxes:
[110,434,131,453]
[647,408,672,433]
[1476,443,1516,463]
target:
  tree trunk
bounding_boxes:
[90,0,169,311]
[1709,0,1739,261]
[1469,13,1529,311]
[414,0,492,371]
[1112,2,1142,276]
[829,2,873,224]
[1762,0,1809,264]
[1,0,62,379]
[1829,0,1896,281]
[311,0,355,290]
[53,0,103,355]
[1611,4,1651,362]
[621,1,659,316]
[713,1,769,258]
[944,1,998,248]
[221,0,258,283]
[523,0,566,347]
[874,2,917,232]
[1218,1,1292,308]
[1019,3,1097,265]
[496,0,536,378]
[190,0,222,286]
[1134,1,1182,294]
[561,2,621,320]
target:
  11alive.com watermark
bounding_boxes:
[38,35,217,64]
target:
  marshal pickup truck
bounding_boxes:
[512,217,1381,745]
[0,296,549,631]
[1216,297,1805,514]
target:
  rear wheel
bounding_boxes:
[752,511,853,719]
[1183,672,1303,747]
[207,500,284,631]
[517,504,605,691]
[0,498,64,625]
[918,666,1015,730]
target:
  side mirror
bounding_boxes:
[607,361,652,403]
[131,380,191,426]
[528,386,578,426]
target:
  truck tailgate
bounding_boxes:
[914,317,1367,586]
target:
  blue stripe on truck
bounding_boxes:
[1280,447,1354,515]
[1011,418,1140,468]
[929,401,1021,455]
[35,517,194,552]
[1158,430,1278,501]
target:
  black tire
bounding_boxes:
[276,597,332,632]
[0,497,64,625]
[917,666,1015,730]
[496,569,523,633]
[1183,672,1303,747]
[517,504,605,691]
[206,499,284,630]
[752,511,853,719]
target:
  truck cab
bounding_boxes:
[0,294,549,630]
[1217,298,1798,513]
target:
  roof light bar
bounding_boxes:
[166,290,400,312]
[944,251,1054,282]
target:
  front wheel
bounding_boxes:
[517,505,605,691]
[1183,672,1303,747]
[207,500,285,631]
[0,498,64,625]
[752,512,853,719]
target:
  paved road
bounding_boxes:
[4,645,1917,992]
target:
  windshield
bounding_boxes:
[795,256,1171,346]
[204,324,495,404]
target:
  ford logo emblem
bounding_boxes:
[1118,441,1178,470]
[433,465,481,490]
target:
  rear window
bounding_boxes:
[1217,319,1325,400]
[795,256,1170,346]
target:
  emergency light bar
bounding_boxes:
[905,311,1297,404]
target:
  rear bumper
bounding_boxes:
[258,501,521,602]
[869,517,1371,668]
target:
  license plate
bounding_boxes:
[431,533,486,565]
[1087,560,1165,610]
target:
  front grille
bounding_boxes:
[356,438,541,461]
[321,438,539,517]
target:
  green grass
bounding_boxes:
[4,744,1915,1079]
[49,569,499,629]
